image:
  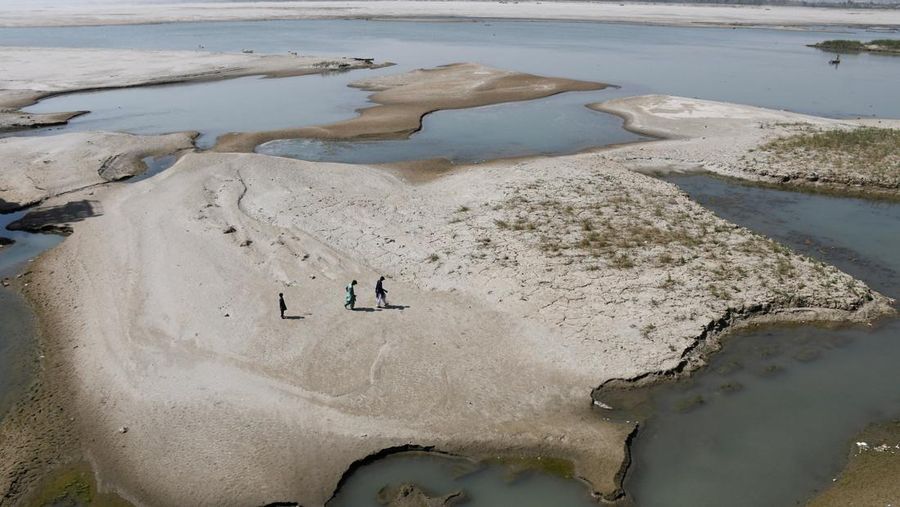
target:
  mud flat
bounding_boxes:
[808,420,900,507]
[0,46,381,132]
[1,1,899,29]
[2,136,890,504]
[213,63,606,152]
[594,94,900,198]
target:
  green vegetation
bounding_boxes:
[761,127,900,181]
[810,39,900,54]
[488,455,576,479]
[27,463,133,507]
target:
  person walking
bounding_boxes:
[344,280,358,310]
[278,292,287,319]
[375,276,388,308]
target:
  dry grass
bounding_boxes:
[758,127,900,183]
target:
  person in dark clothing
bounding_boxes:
[279,292,287,319]
[375,276,388,308]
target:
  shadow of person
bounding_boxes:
[283,315,304,320]
[351,307,378,312]
[6,199,102,235]
[382,304,409,311]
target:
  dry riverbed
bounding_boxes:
[2,145,890,505]
[0,50,896,505]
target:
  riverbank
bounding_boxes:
[1,1,899,29]
[0,46,383,132]
[594,94,900,198]
[808,419,900,506]
[4,139,890,505]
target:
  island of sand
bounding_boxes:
[1,48,897,506]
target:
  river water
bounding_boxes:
[1,17,900,507]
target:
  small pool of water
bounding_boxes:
[257,89,645,164]
[328,452,598,507]
[618,174,900,507]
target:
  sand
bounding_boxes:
[214,62,606,152]
[0,132,195,212]
[1,1,899,28]
[4,137,890,505]
[808,420,900,507]
[594,94,900,197]
[0,49,896,504]
[0,47,382,131]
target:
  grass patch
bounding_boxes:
[760,127,900,181]
[810,39,900,53]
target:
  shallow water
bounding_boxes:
[328,452,598,507]
[22,73,375,149]
[0,209,63,419]
[257,89,645,164]
[618,174,900,507]
[4,20,900,158]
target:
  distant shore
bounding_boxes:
[1,0,899,28]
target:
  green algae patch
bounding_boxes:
[27,463,132,507]
[487,455,577,480]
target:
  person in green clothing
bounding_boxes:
[344,280,358,310]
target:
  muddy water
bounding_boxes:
[618,174,900,507]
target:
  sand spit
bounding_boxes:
[0,131,195,213]
[1,1,899,28]
[594,94,900,198]
[214,63,606,152]
[5,142,890,505]
[0,46,383,131]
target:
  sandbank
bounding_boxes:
[214,63,607,152]
[6,141,890,504]
[0,1,898,29]
[593,94,900,198]
[0,46,382,132]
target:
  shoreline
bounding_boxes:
[0,46,385,134]
[213,63,608,152]
[592,95,900,199]
[1,1,900,29]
